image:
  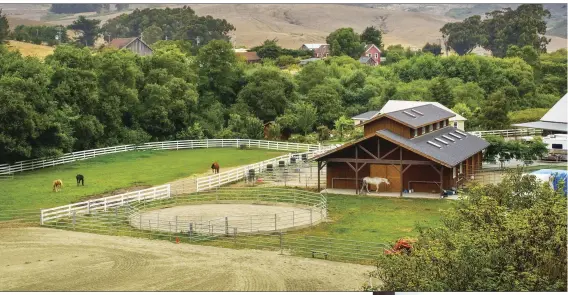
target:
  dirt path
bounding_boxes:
[0,227,373,291]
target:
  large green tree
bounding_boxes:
[0,9,9,43]
[236,67,296,122]
[195,40,242,107]
[68,16,101,47]
[482,4,551,57]
[440,15,485,55]
[360,26,383,49]
[326,27,365,58]
[368,170,567,291]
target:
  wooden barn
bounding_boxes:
[314,104,490,196]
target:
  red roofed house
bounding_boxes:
[108,37,153,56]
[236,51,262,64]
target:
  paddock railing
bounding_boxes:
[0,139,330,175]
[40,184,171,225]
[193,148,335,192]
[469,128,542,139]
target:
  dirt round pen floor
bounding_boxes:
[130,203,326,234]
[0,227,373,291]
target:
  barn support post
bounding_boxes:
[399,147,403,197]
[377,138,381,158]
[317,161,321,192]
[355,146,359,195]
[440,166,444,196]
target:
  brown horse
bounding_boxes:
[53,179,63,192]
[211,161,220,174]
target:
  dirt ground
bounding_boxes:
[132,203,324,234]
[0,227,374,291]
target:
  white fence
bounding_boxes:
[39,143,339,225]
[469,128,542,139]
[41,184,171,225]
[0,139,327,175]
[194,148,335,192]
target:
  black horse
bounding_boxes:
[76,174,84,186]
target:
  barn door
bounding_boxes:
[369,164,401,193]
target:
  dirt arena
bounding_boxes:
[132,203,325,234]
[0,227,374,291]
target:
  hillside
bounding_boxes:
[6,40,54,58]
[2,3,566,52]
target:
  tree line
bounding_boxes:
[441,4,551,57]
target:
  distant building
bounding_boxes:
[314,44,330,58]
[300,44,327,51]
[360,44,381,66]
[351,111,380,126]
[108,37,153,56]
[513,93,567,135]
[236,51,261,64]
[358,56,379,66]
[299,57,322,66]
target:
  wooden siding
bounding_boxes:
[364,117,410,138]
[125,39,153,56]
[370,164,401,192]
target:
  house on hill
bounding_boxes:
[300,44,330,58]
[351,111,380,126]
[108,37,153,56]
[314,103,489,197]
[359,44,381,66]
[236,51,261,64]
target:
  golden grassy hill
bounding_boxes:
[6,40,55,59]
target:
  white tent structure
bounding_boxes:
[513,94,567,135]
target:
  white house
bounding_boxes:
[379,100,467,130]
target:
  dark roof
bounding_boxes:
[512,121,567,132]
[359,56,375,64]
[352,111,380,121]
[236,51,261,61]
[376,126,490,167]
[383,103,455,128]
[109,37,137,49]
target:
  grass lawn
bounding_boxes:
[293,194,454,243]
[1,148,286,212]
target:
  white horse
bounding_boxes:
[362,177,391,193]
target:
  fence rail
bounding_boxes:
[40,184,171,225]
[0,139,330,175]
[469,128,542,139]
[37,187,390,265]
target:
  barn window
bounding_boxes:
[454,121,458,128]
[426,125,430,133]
[459,162,463,173]
[414,128,418,137]
[436,122,439,129]
[422,126,426,134]
[440,120,444,128]
[453,167,456,179]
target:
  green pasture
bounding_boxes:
[0,148,286,212]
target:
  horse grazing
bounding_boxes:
[362,177,391,193]
[52,179,63,192]
[76,174,84,186]
[211,162,220,174]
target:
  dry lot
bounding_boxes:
[0,227,373,291]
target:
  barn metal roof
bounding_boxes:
[351,111,380,121]
[380,100,467,121]
[512,121,567,132]
[313,126,489,168]
[376,126,490,167]
[385,104,456,128]
[541,94,567,123]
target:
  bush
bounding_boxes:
[289,133,318,144]
[508,108,549,123]
[316,125,331,141]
